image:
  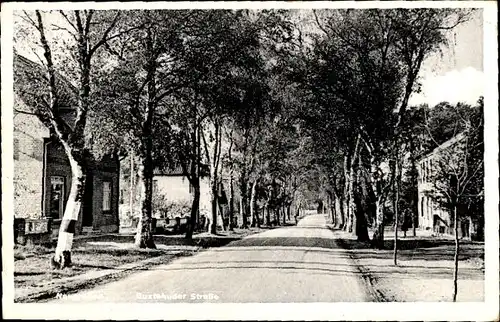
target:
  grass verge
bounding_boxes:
[14,227,270,303]
[330,227,485,302]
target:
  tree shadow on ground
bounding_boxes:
[74,235,241,249]
[14,272,46,276]
[228,236,342,249]
[336,238,484,262]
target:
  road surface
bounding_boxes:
[52,214,370,303]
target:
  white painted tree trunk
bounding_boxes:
[53,151,85,268]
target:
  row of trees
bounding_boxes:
[14,9,306,266]
[282,9,475,247]
[14,9,480,281]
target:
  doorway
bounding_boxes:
[49,176,65,219]
[82,173,93,227]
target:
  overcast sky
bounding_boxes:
[409,10,484,107]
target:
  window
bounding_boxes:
[50,176,65,219]
[14,137,20,160]
[119,189,124,204]
[153,180,158,195]
[102,181,112,212]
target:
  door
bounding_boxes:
[49,176,65,219]
[82,173,93,227]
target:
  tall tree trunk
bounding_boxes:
[218,201,226,231]
[250,179,258,227]
[129,150,135,224]
[239,177,249,229]
[135,29,157,249]
[210,179,218,234]
[229,173,235,231]
[354,190,370,242]
[452,204,459,302]
[412,205,417,237]
[372,197,385,249]
[265,206,270,226]
[354,156,370,241]
[52,151,85,268]
[134,151,156,249]
[348,136,361,233]
[335,192,345,229]
[347,163,356,233]
[343,156,350,231]
[367,148,385,249]
[207,120,222,234]
[186,180,200,239]
[331,200,336,227]
[393,160,400,265]
[409,139,418,237]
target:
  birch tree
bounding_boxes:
[14,10,127,268]
[426,99,483,301]
[90,10,197,248]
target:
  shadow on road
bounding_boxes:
[337,237,484,262]
[75,235,241,249]
[227,236,342,249]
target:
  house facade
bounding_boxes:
[14,54,120,237]
[417,133,483,240]
[119,156,234,232]
[152,168,212,220]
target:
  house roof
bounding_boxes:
[154,166,185,176]
[154,163,210,177]
[13,53,78,112]
[419,132,466,163]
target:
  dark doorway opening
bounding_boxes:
[82,172,93,227]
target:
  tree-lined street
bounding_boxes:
[52,214,371,303]
[11,6,487,307]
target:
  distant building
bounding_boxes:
[14,54,120,236]
[417,133,482,240]
[152,166,212,220]
[119,161,231,231]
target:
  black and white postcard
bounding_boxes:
[1,1,498,320]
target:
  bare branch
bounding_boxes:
[50,23,78,41]
[312,10,330,37]
[59,10,79,33]
[89,12,122,56]
[20,11,40,30]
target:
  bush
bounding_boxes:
[153,193,191,219]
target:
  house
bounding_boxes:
[13,54,120,240]
[118,155,233,232]
[118,160,212,229]
[417,133,483,240]
[152,166,212,221]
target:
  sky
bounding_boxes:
[408,10,484,107]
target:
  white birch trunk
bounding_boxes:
[53,148,85,268]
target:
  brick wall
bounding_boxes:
[13,98,49,219]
